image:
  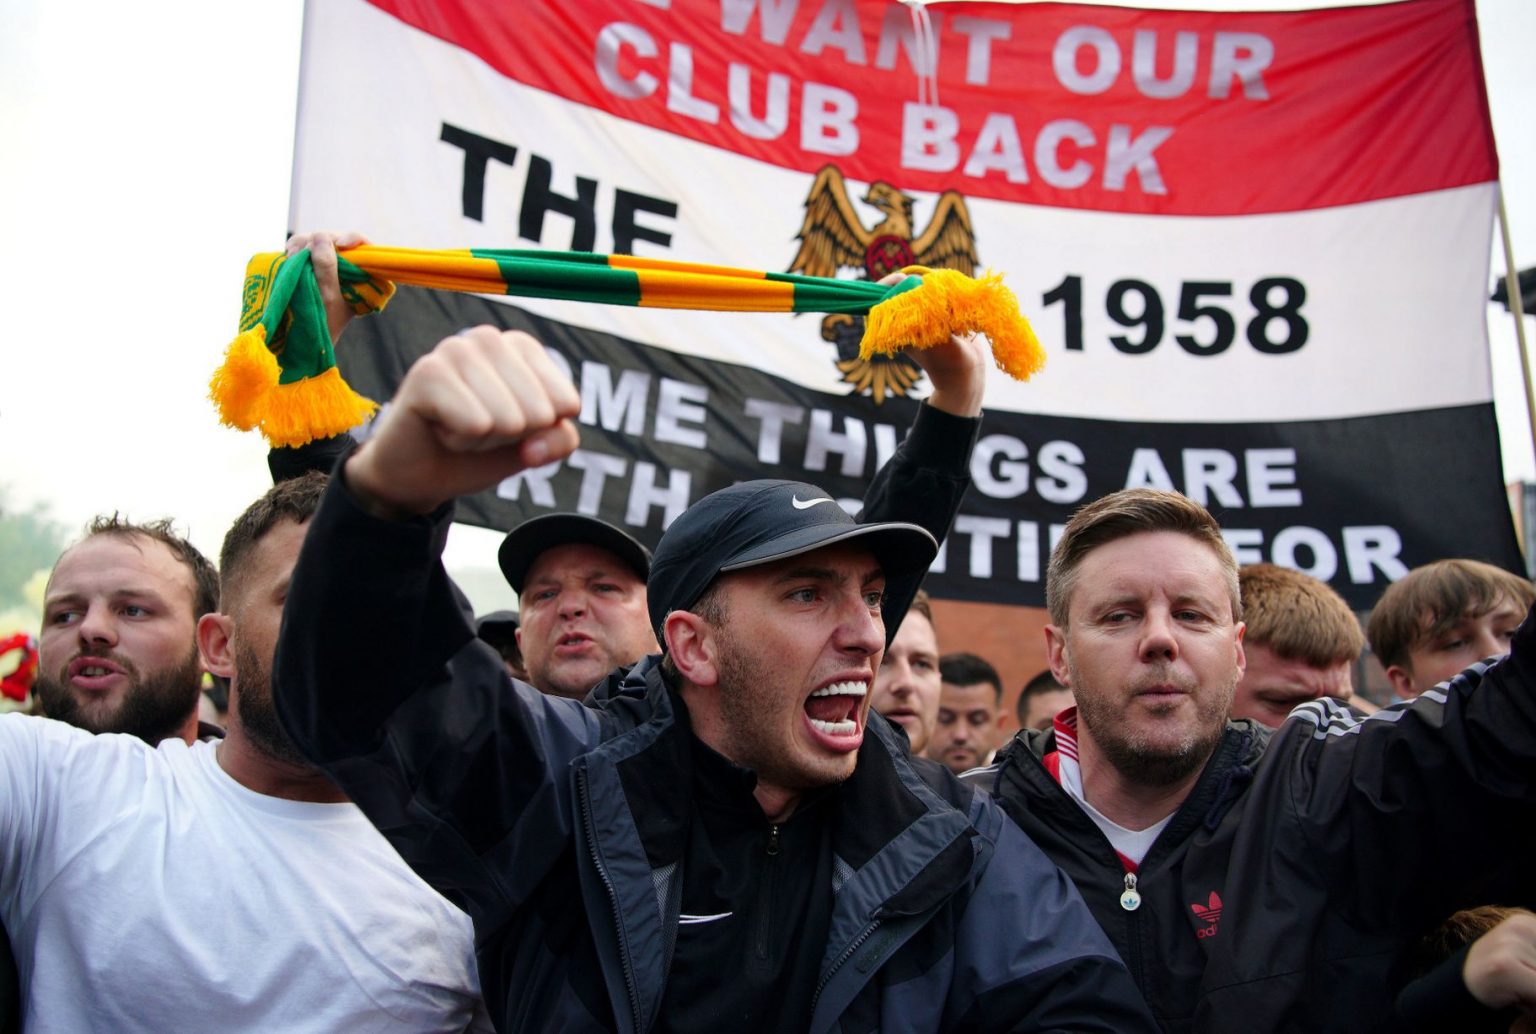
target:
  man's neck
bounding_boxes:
[753,783,800,824]
[215,734,348,804]
[678,685,803,823]
[1075,739,1206,832]
[171,710,202,745]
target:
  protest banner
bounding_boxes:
[289,0,1518,643]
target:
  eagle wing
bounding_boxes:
[788,165,872,279]
[910,190,977,275]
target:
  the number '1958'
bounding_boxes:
[1042,276,1308,356]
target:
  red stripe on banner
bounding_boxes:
[364,0,1495,216]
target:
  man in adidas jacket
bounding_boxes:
[967,486,1536,1033]
[273,323,1155,1032]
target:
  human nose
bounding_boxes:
[556,590,587,619]
[1140,608,1178,662]
[837,596,884,657]
[76,603,118,649]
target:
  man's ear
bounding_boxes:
[664,611,718,687]
[1385,664,1421,700]
[197,613,236,678]
[1234,620,1247,677]
[1044,625,1071,688]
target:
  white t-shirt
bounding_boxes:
[1050,708,1173,868]
[0,714,487,1032]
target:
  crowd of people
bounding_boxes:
[4,231,1535,1032]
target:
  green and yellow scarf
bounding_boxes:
[212,246,1043,447]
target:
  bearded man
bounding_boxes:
[970,488,1536,1033]
[3,475,487,1030]
[37,516,219,744]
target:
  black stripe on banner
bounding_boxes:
[337,287,1523,610]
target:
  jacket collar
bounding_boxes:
[994,718,1269,849]
[575,658,980,1030]
[587,658,976,899]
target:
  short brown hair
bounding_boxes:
[71,515,219,621]
[1046,489,1239,627]
[1240,564,1363,667]
[1415,905,1532,975]
[1017,669,1068,727]
[219,473,327,607]
[1366,559,1535,670]
[940,652,1002,703]
[906,588,935,632]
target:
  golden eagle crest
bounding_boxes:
[788,164,978,404]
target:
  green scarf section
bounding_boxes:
[212,246,1041,447]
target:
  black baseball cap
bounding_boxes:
[498,514,652,595]
[646,480,937,641]
[474,610,520,639]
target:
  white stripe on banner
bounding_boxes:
[293,0,1494,424]
[291,0,1524,608]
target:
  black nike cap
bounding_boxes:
[646,479,936,641]
[498,514,652,596]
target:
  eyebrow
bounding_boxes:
[527,567,631,586]
[772,564,885,586]
[45,587,168,607]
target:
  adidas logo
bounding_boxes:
[1190,891,1223,939]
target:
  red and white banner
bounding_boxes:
[291,0,1520,610]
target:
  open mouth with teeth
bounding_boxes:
[67,655,126,691]
[803,680,867,749]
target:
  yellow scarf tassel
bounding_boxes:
[862,267,1046,383]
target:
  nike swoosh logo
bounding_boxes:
[792,495,835,509]
[678,912,733,925]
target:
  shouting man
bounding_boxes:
[273,322,1154,1032]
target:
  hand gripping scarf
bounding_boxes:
[210,246,1045,448]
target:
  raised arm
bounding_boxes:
[860,311,987,639]
[1281,600,1536,934]
[272,328,591,928]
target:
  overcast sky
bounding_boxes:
[2,0,1533,616]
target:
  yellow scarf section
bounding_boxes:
[213,246,1044,448]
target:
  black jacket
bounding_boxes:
[274,406,1156,1032]
[969,609,1536,1033]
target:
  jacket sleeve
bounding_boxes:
[1394,943,1516,1034]
[267,433,355,483]
[1276,601,1536,931]
[858,403,979,643]
[273,467,606,933]
[948,794,1159,1032]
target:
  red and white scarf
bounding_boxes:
[1042,707,1170,872]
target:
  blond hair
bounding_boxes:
[1240,563,1363,667]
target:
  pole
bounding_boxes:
[1497,186,1536,467]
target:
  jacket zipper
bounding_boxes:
[809,918,882,1015]
[1023,747,1150,990]
[1120,871,1142,911]
[577,767,644,1031]
[754,824,782,961]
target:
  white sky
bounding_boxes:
[2,0,1533,617]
